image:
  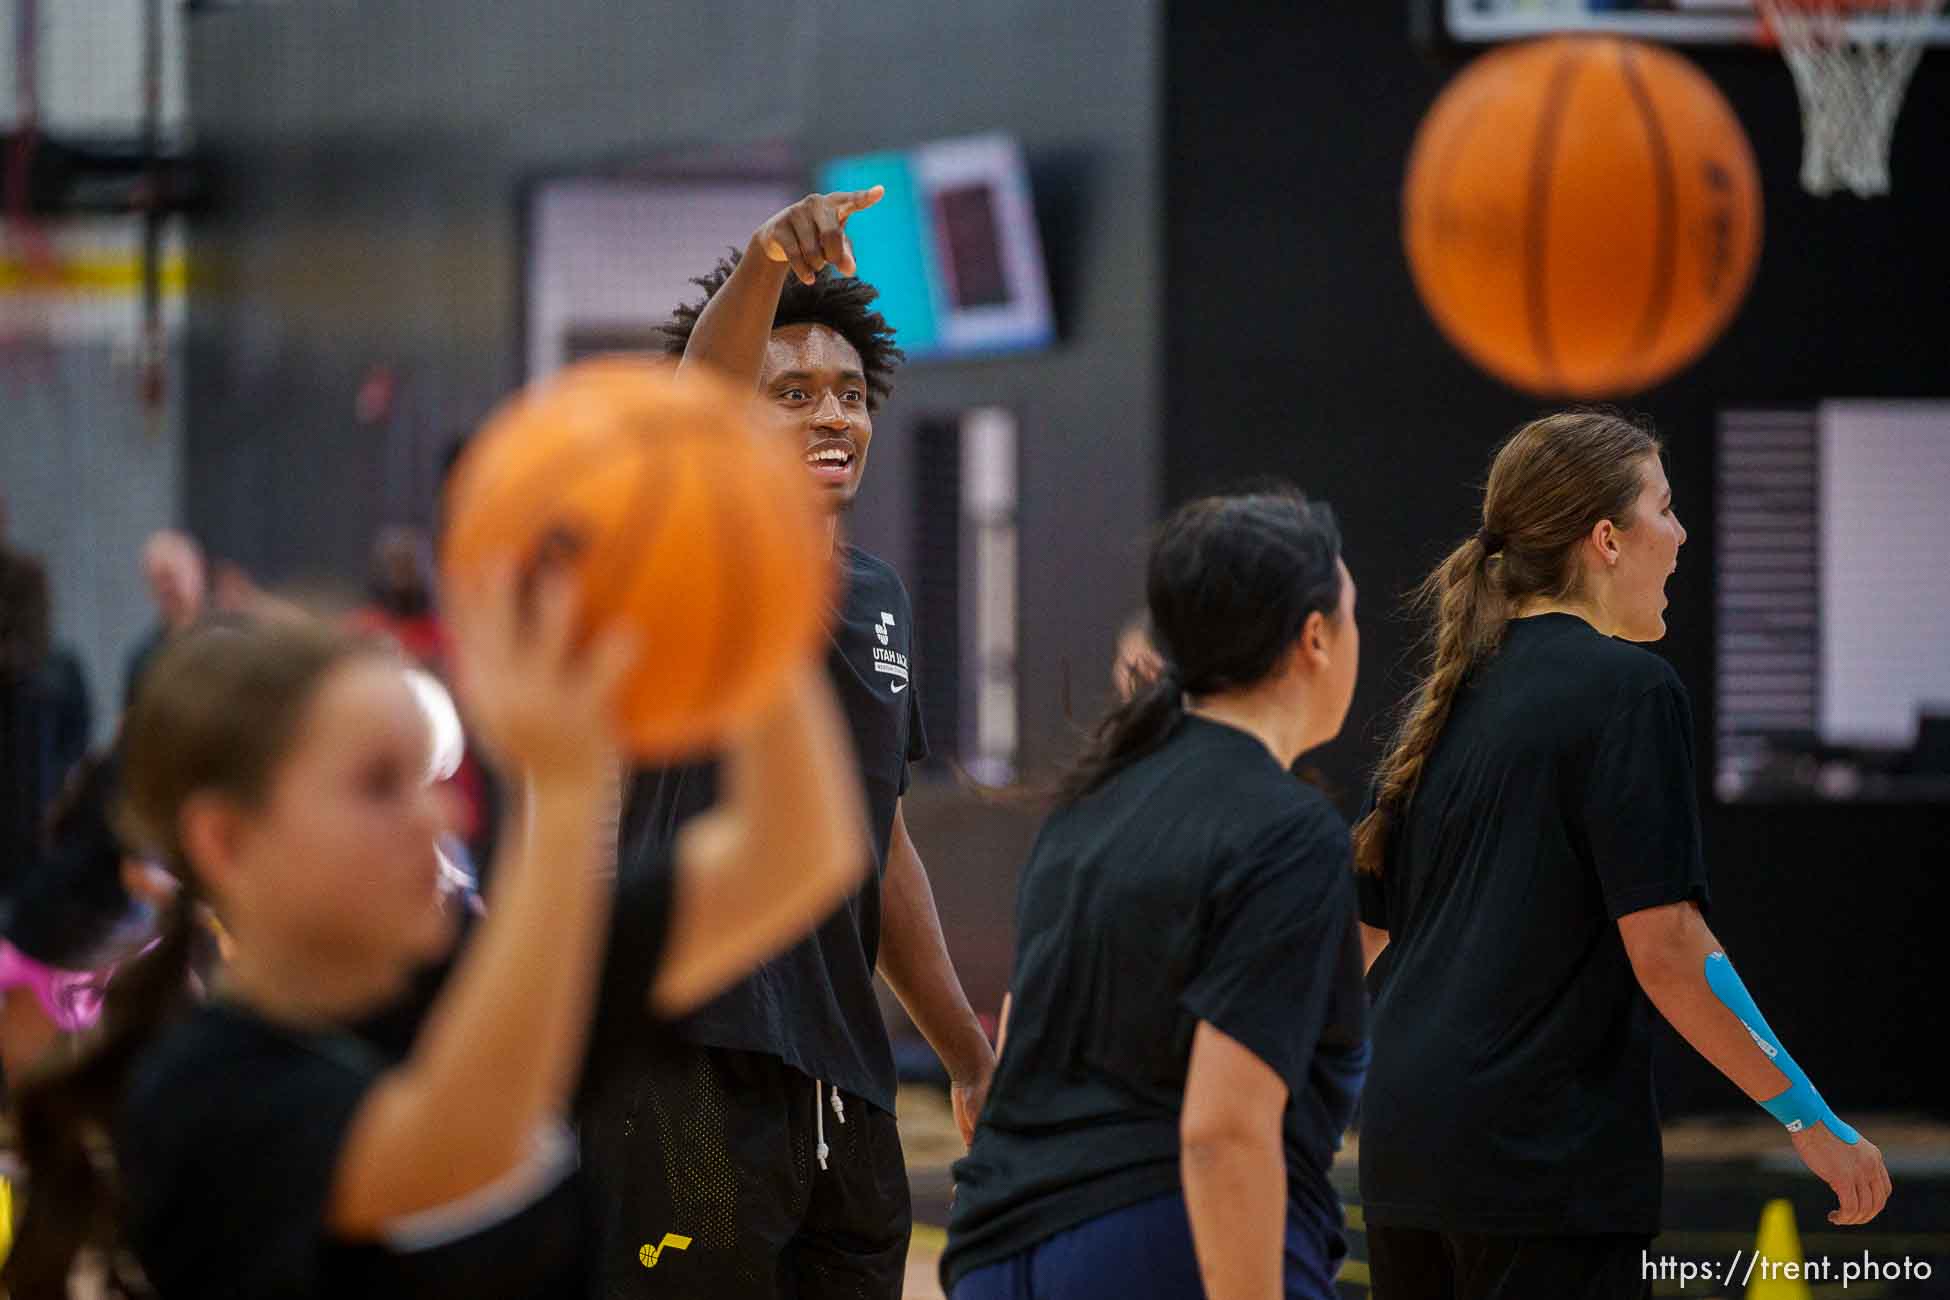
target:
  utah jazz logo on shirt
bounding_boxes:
[871,612,910,695]
[639,1233,692,1269]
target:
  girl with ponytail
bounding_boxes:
[945,488,1367,1300]
[1353,411,1889,1300]
[3,558,867,1299]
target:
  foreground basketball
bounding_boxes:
[442,359,832,759]
[1404,36,1762,397]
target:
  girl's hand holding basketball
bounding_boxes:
[753,186,884,285]
[447,557,638,783]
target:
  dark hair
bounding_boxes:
[1352,408,1661,877]
[3,616,382,1295]
[1053,488,1345,805]
[0,548,52,681]
[659,251,905,410]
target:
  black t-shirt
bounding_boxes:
[0,647,92,900]
[606,545,927,1115]
[116,865,675,1300]
[941,716,1367,1287]
[1356,613,1710,1236]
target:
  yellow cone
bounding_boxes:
[1746,1198,1813,1300]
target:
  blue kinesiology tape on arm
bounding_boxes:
[1703,951,1858,1144]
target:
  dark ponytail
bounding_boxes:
[3,890,200,1296]
[1052,663,1187,806]
[1053,488,1344,804]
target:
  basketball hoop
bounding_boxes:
[1755,0,1947,196]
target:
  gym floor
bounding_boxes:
[9,1101,1944,1297]
[894,1092,1950,1299]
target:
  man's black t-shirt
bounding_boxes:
[1356,613,1710,1236]
[941,716,1367,1288]
[606,545,926,1116]
[117,866,675,1300]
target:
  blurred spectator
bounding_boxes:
[210,557,266,614]
[349,524,493,862]
[122,530,206,710]
[1111,608,1164,703]
[349,524,448,668]
[0,550,93,902]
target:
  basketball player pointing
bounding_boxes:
[577,188,997,1300]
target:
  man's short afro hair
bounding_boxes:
[659,250,905,412]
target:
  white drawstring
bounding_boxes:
[815,1079,829,1170]
[813,1079,848,1172]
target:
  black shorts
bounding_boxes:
[579,1042,911,1300]
[1366,1224,1653,1300]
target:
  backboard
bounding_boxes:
[1425,0,1950,46]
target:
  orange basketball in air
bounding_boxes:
[442,359,832,759]
[1403,36,1762,397]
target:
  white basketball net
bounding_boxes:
[1754,0,1948,196]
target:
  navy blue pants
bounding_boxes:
[949,1190,1345,1300]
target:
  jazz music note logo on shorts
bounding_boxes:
[639,1232,693,1269]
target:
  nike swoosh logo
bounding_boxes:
[890,682,908,694]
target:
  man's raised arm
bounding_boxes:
[678,187,884,389]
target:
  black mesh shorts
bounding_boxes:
[579,1043,911,1300]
